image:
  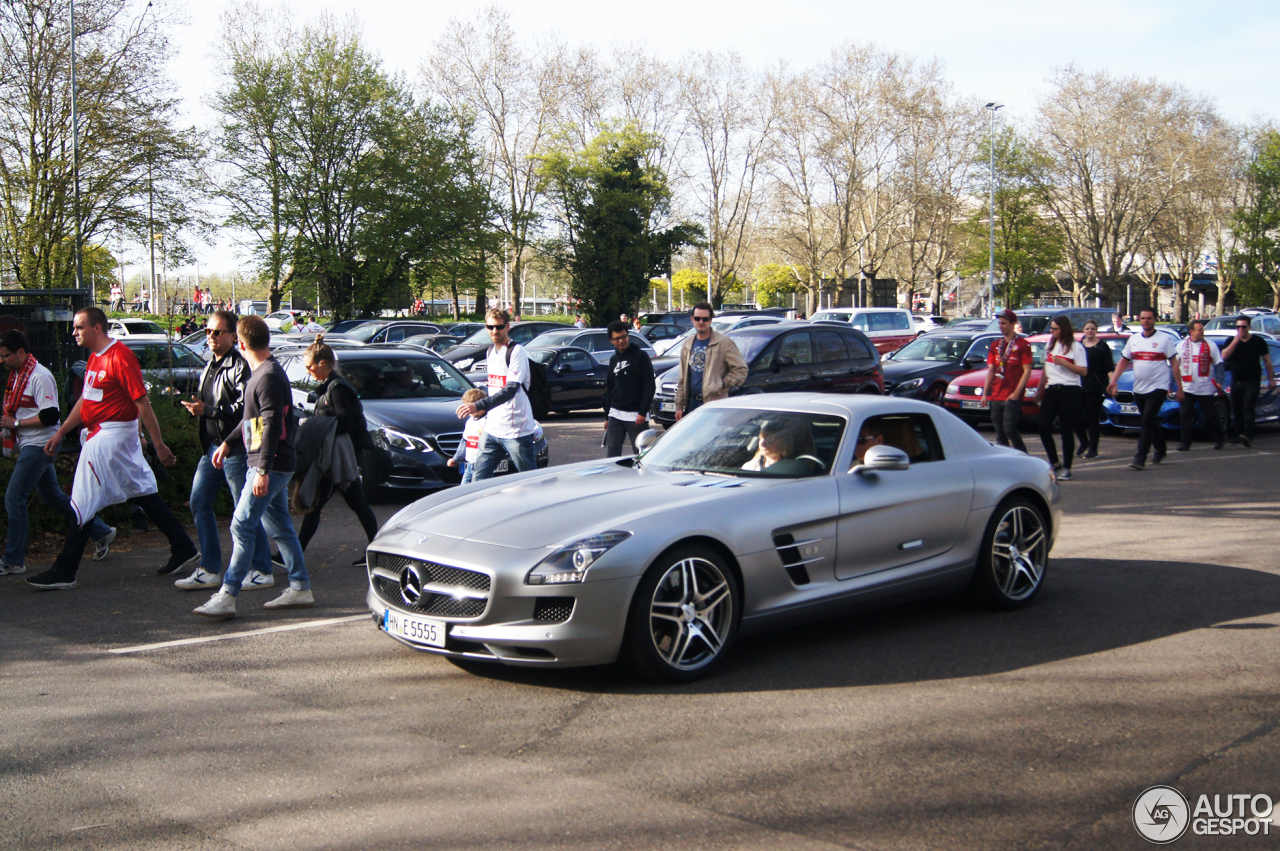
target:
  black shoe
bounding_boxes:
[1240,435,1252,448]
[131,506,151,532]
[1084,449,1099,459]
[1075,444,1088,458]
[158,550,200,576]
[271,553,286,569]
[27,568,78,590]
[1213,440,1224,450]
[1151,450,1166,465]
[1129,456,1146,471]
[1176,443,1190,452]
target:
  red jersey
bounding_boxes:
[986,336,1033,401]
[81,341,147,439]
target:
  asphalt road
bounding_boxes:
[2,412,1278,850]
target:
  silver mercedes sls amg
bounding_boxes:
[365,393,1061,682]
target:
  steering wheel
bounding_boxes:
[794,454,826,472]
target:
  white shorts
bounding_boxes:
[70,421,158,526]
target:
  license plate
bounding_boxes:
[961,400,989,410]
[496,458,509,472]
[1119,404,1139,414]
[660,401,676,412]
[384,609,446,647]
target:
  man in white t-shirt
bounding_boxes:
[1174,319,1224,452]
[0,331,115,575]
[454,308,539,480]
[1108,308,1179,470]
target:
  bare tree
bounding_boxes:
[1030,67,1221,306]
[676,51,774,304]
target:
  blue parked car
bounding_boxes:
[1101,333,1280,434]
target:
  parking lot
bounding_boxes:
[2,413,1278,850]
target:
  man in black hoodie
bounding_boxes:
[603,320,655,457]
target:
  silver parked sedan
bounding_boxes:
[365,394,1062,682]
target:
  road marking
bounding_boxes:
[109,615,369,655]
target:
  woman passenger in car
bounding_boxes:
[741,421,796,471]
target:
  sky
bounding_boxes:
[156,0,1280,277]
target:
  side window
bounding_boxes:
[966,338,994,362]
[385,326,407,342]
[892,312,912,331]
[862,414,944,464]
[813,330,850,363]
[629,333,651,351]
[563,349,593,371]
[1265,317,1280,335]
[844,333,876,359]
[850,313,869,331]
[777,331,814,365]
[510,325,538,344]
[582,333,609,352]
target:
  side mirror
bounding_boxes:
[635,429,661,454]
[774,355,795,371]
[854,445,910,474]
[306,391,318,405]
[554,363,570,375]
[963,356,984,368]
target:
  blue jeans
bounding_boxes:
[471,432,539,481]
[221,469,307,596]
[458,462,474,485]
[4,444,110,567]
[189,444,270,575]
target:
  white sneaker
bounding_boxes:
[0,560,26,576]
[193,590,237,620]
[263,586,315,609]
[175,567,221,590]
[92,527,117,562]
[242,570,275,591]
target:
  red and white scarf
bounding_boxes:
[2,352,38,458]
[1178,339,1212,383]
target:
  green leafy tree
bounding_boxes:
[751,263,800,308]
[670,268,708,304]
[1232,130,1280,310]
[960,128,1063,308]
[539,126,701,325]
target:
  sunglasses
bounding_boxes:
[692,315,712,322]
[486,324,507,330]
[1237,325,1250,329]
[857,434,881,444]
[205,328,231,336]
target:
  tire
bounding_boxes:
[969,496,1049,610]
[359,447,380,505]
[925,383,946,405]
[622,545,740,683]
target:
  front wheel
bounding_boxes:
[969,496,1049,610]
[622,545,740,682]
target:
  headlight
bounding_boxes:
[526,531,632,585]
[453,356,475,371]
[371,427,434,453]
[1025,388,1037,399]
[947,383,960,395]
[894,378,923,393]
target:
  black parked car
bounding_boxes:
[441,320,571,371]
[445,322,485,337]
[124,340,206,394]
[324,319,380,335]
[526,328,656,363]
[275,349,547,501]
[526,346,609,412]
[637,322,686,345]
[334,321,446,345]
[881,331,1004,404]
[647,321,883,427]
[386,334,463,354]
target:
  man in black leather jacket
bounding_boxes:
[173,310,274,591]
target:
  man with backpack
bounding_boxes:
[455,308,546,480]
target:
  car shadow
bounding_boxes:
[452,557,1280,694]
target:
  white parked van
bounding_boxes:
[810,307,914,354]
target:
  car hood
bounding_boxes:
[360,398,466,436]
[389,462,766,549]
[882,360,958,382]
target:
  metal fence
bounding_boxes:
[0,288,92,375]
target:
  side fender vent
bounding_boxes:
[772,532,815,586]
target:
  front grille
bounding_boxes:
[1114,392,1135,404]
[434,431,463,456]
[370,552,490,618]
[957,385,981,396]
[533,597,575,623]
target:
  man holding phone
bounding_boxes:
[173,310,274,591]
[1219,315,1277,448]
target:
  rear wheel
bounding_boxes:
[969,496,1049,610]
[926,383,946,404]
[622,545,740,682]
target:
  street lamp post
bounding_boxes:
[70,0,84,293]
[985,102,1003,315]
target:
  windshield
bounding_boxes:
[730,330,782,363]
[530,330,579,347]
[123,321,165,334]
[893,336,971,362]
[812,311,852,323]
[343,324,388,343]
[338,358,472,400]
[527,349,558,365]
[461,326,493,346]
[130,344,204,369]
[641,408,846,478]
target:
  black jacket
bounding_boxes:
[315,373,374,451]
[1081,340,1115,394]
[604,343,656,417]
[197,349,252,452]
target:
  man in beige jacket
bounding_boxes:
[674,302,749,421]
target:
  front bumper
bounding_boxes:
[364,533,636,668]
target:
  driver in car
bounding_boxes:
[854,421,884,463]
[741,420,796,471]
[380,364,420,398]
